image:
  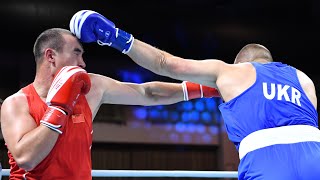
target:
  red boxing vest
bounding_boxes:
[8,84,93,180]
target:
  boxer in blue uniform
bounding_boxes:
[70,10,320,180]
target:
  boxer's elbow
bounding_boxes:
[15,155,38,171]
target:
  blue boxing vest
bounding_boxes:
[218,62,318,150]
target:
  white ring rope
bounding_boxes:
[1,169,238,178]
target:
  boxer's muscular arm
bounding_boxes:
[69,10,227,88]
[1,93,59,171]
[127,40,227,87]
[87,74,219,109]
[87,74,183,106]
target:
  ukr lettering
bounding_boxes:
[263,82,301,106]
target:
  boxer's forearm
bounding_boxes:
[127,39,177,77]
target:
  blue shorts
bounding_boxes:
[238,141,320,180]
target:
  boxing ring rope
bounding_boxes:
[1,169,238,178]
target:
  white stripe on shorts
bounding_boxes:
[239,125,320,160]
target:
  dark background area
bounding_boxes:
[0,0,318,106]
[0,0,319,97]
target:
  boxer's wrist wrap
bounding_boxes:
[97,28,134,54]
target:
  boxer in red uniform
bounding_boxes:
[0,28,219,179]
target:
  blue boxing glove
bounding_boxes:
[69,10,134,54]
